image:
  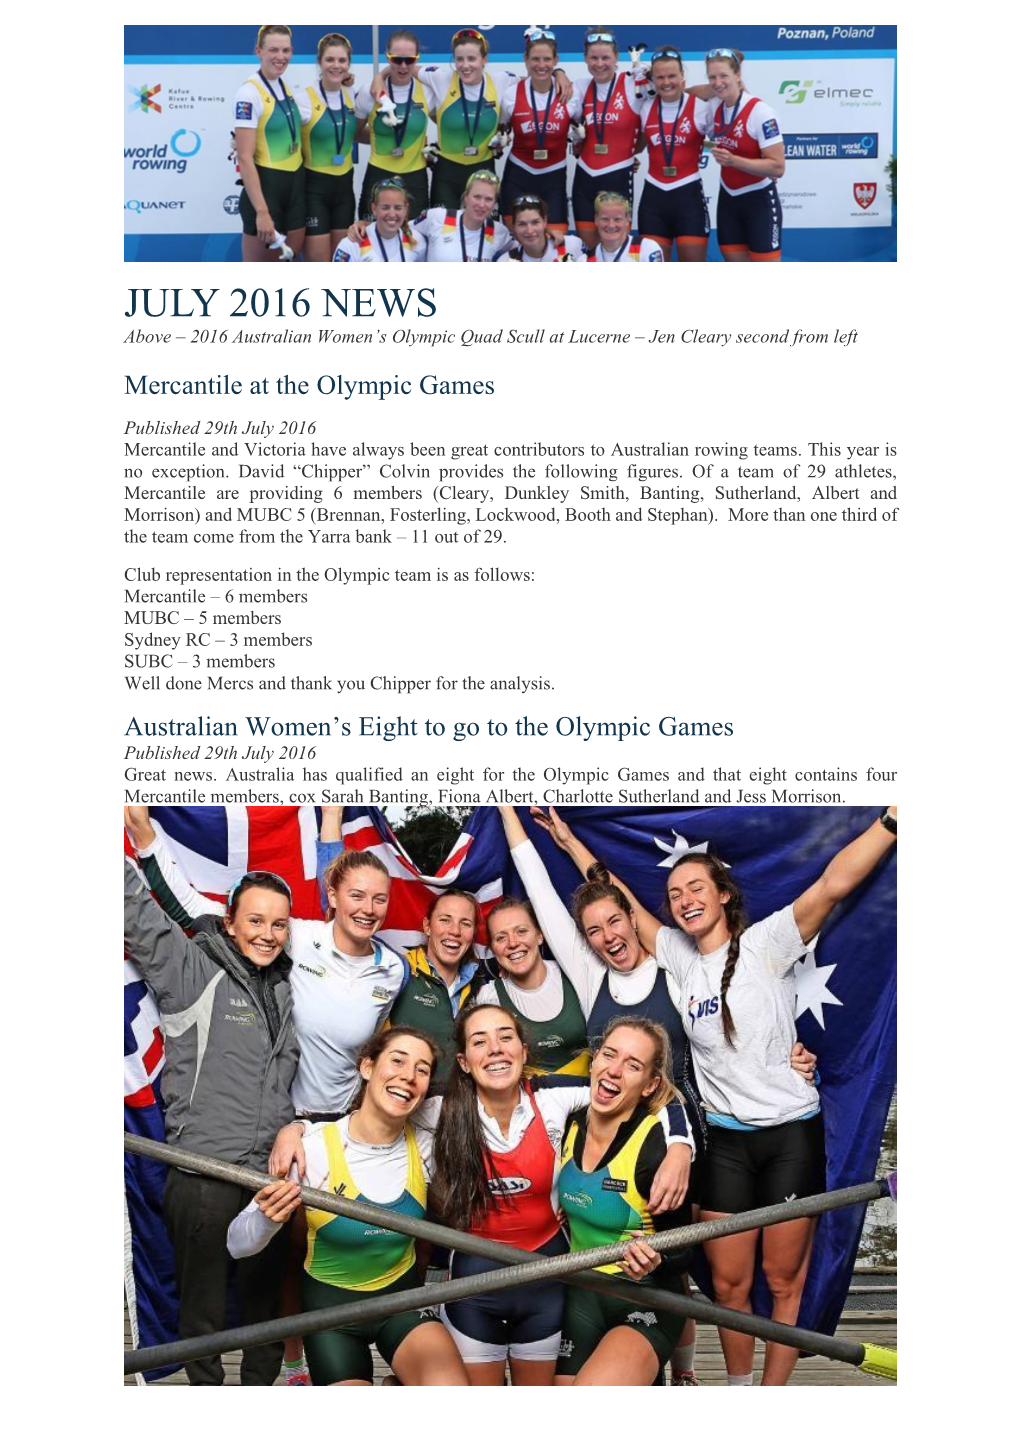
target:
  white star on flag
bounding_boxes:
[794,940,843,1028]
[653,832,716,868]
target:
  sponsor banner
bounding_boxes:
[125,40,895,240]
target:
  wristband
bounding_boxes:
[880,808,897,836]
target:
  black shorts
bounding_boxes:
[638,179,710,243]
[717,181,783,257]
[572,163,634,225]
[500,157,569,226]
[240,164,306,237]
[430,154,500,213]
[305,169,355,235]
[701,1113,826,1214]
[442,1232,567,1364]
[557,1277,685,1377]
[358,162,429,222]
[300,1269,438,1385]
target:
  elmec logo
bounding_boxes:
[128,83,162,114]
[779,79,813,104]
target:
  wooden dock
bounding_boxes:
[125,1272,895,1386]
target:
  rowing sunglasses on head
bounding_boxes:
[320,33,352,52]
[651,47,683,62]
[257,24,292,45]
[525,28,557,44]
[706,48,739,61]
[387,52,419,63]
[226,871,293,906]
[453,28,485,44]
[586,31,617,44]
[372,178,408,201]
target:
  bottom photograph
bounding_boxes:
[123,801,897,1387]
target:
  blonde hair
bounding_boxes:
[317,32,351,63]
[257,25,292,48]
[594,190,632,219]
[322,849,390,918]
[596,1016,678,1111]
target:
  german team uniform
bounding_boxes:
[573,73,643,226]
[234,73,311,236]
[638,93,712,249]
[556,1106,691,1375]
[414,207,512,262]
[333,220,426,263]
[706,94,784,259]
[421,65,518,211]
[497,235,587,262]
[587,238,664,262]
[500,80,582,226]
[302,83,358,237]
[354,77,432,220]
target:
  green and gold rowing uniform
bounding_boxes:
[434,71,501,163]
[304,1120,427,1292]
[302,85,356,176]
[558,1110,660,1273]
[493,973,590,1078]
[243,75,304,172]
[367,79,430,174]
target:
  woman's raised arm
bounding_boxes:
[793,808,897,944]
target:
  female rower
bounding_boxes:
[638,47,712,261]
[476,897,590,1074]
[123,855,298,1386]
[497,195,586,262]
[587,193,663,261]
[413,171,512,261]
[228,1029,469,1386]
[354,29,431,221]
[555,1019,691,1386]
[123,807,405,1123]
[500,30,581,236]
[541,806,897,1385]
[430,1004,693,1385]
[233,24,310,261]
[704,48,786,261]
[316,808,483,1062]
[572,30,644,253]
[301,34,359,262]
[333,179,425,262]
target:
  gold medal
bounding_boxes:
[533,148,549,160]
[594,143,610,155]
[663,166,677,178]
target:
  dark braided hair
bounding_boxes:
[667,853,748,1047]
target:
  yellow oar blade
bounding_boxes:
[860,1343,897,1380]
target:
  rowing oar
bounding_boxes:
[124,1134,895,1379]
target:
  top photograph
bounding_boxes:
[124,22,897,264]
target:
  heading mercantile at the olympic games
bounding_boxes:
[124,22,896,263]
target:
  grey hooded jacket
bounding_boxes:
[124,858,299,1166]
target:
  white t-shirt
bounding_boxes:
[640,93,712,191]
[234,77,312,129]
[497,235,587,263]
[333,223,425,263]
[477,960,567,1018]
[415,207,512,262]
[704,94,784,195]
[655,905,820,1127]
